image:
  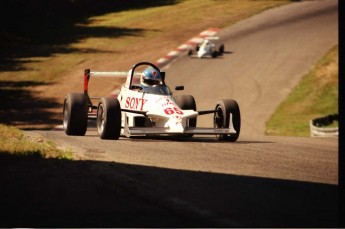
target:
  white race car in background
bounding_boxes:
[188,37,225,58]
[63,62,240,141]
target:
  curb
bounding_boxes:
[154,28,221,68]
[53,124,64,131]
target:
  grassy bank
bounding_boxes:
[1,0,291,82]
[0,124,73,159]
[0,0,289,129]
[0,1,292,156]
[266,45,338,136]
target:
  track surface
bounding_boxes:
[165,0,338,136]
[33,0,339,227]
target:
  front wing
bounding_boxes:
[122,109,236,137]
[123,127,236,137]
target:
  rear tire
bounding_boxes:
[219,44,225,54]
[174,95,197,137]
[97,97,121,140]
[63,93,88,136]
[214,99,240,142]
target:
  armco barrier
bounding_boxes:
[309,114,338,137]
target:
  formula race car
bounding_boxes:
[188,37,225,58]
[63,62,240,141]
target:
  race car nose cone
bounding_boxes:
[166,117,184,133]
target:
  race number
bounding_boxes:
[164,107,183,115]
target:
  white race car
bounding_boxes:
[63,62,240,141]
[188,37,225,58]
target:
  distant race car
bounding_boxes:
[63,62,240,141]
[188,37,225,58]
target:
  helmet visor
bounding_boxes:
[143,77,160,85]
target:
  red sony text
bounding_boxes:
[125,97,147,110]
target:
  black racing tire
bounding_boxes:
[219,44,225,54]
[63,93,88,136]
[214,99,241,142]
[174,95,197,137]
[196,45,200,52]
[211,51,218,58]
[97,97,121,140]
[188,49,193,56]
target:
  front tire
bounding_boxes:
[174,95,197,137]
[63,93,88,136]
[214,99,241,142]
[97,97,122,140]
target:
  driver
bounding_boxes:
[204,39,213,52]
[140,67,162,87]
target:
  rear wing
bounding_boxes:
[83,69,133,94]
[83,69,132,113]
[83,68,166,94]
[205,36,219,40]
[83,67,166,114]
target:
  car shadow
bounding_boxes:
[187,51,233,60]
[125,135,273,144]
[80,127,273,144]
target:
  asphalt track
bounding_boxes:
[33,0,339,227]
[165,0,338,136]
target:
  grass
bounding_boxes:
[0,124,73,159]
[0,0,290,131]
[1,0,291,83]
[0,0,292,154]
[265,45,338,136]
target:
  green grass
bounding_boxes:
[0,124,73,159]
[1,0,290,83]
[266,45,338,136]
[0,0,291,156]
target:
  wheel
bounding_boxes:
[97,97,121,140]
[214,99,241,142]
[63,93,88,136]
[219,44,224,54]
[174,95,197,137]
[196,45,200,52]
[188,49,193,56]
[211,50,218,58]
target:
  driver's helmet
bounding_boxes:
[140,67,162,86]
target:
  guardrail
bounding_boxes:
[309,114,338,137]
